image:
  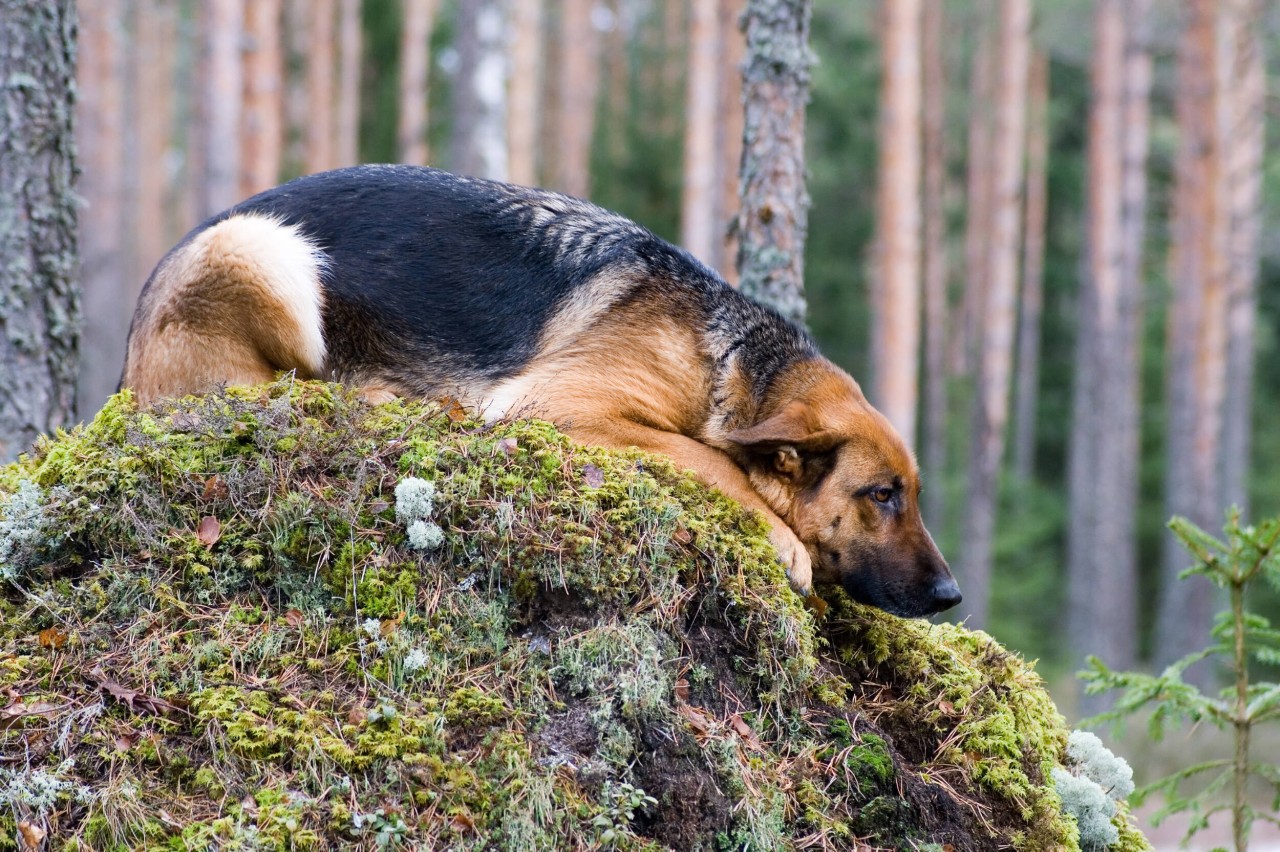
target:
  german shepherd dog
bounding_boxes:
[122,165,961,618]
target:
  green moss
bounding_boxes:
[0,381,1149,850]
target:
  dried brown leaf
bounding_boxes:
[37,627,67,649]
[17,820,46,850]
[197,515,221,548]
[283,609,305,628]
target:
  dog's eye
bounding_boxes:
[872,486,893,504]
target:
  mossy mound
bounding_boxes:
[0,381,1149,851]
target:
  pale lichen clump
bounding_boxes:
[0,380,1150,851]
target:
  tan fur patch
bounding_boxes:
[123,214,328,405]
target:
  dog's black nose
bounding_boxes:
[931,579,963,611]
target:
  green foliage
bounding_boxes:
[1081,510,1280,850]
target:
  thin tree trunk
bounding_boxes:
[870,0,923,446]
[681,0,721,265]
[736,0,813,326]
[1068,0,1151,697]
[556,0,600,196]
[1157,0,1229,675]
[134,0,177,281]
[920,0,949,527]
[716,0,746,284]
[397,0,435,167]
[958,0,1030,630]
[451,0,507,180]
[242,0,284,196]
[0,0,79,461]
[1219,0,1264,518]
[507,0,542,185]
[306,0,336,174]
[336,0,362,166]
[953,0,993,376]
[76,0,127,415]
[1011,51,1049,481]
[199,0,244,215]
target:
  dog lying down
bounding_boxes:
[121,165,961,618]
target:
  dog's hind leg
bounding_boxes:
[563,418,814,592]
[122,214,328,406]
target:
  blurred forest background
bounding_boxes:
[66,0,1279,719]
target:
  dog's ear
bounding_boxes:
[726,402,841,480]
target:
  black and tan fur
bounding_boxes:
[122,165,961,617]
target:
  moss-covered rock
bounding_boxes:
[0,381,1149,851]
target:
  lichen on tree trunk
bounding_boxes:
[735,0,813,327]
[0,0,80,463]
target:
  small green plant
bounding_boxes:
[1081,510,1280,851]
[351,807,409,848]
[591,782,657,847]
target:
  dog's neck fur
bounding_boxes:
[701,287,824,444]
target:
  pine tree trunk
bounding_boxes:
[507,0,542,186]
[199,0,244,214]
[555,0,599,197]
[681,0,721,266]
[133,0,177,283]
[397,0,435,167]
[736,0,813,326]
[920,0,949,527]
[1219,0,1264,518]
[242,0,284,197]
[716,0,746,284]
[76,0,127,416]
[1011,51,1049,482]
[870,0,922,447]
[1157,0,1229,675]
[954,0,993,376]
[0,0,79,461]
[306,0,336,174]
[958,0,1030,630]
[1068,0,1151,696]
[335,0,362,167]
[451,0,507,180]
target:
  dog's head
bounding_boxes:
[725,365,961,618]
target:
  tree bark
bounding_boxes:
[76,0,127,416]
[1068,0,1151,696]
[133,0,177,284]
[335,0,363,167]
[958,0,1030,630]
[0,0,79,461]
[870,0,922,447]
[681,0,722,266]
[198,0,244,215]
[555,0,600,196]
[1011,51,1049,482]
[953,0,993,376]
[1219,0,1264,518]
[242,0,284,197]
[1157,0,1229,675]
[920,0,949,527]
[736,0,813,327]
[451,0,507,180]
[306,0,336,174]
[507,0,542,186]
[397,0,436,167]
[715,0,746,284]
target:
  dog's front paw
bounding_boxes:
[770,525,813,594]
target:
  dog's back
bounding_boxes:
[122,165,728,405]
